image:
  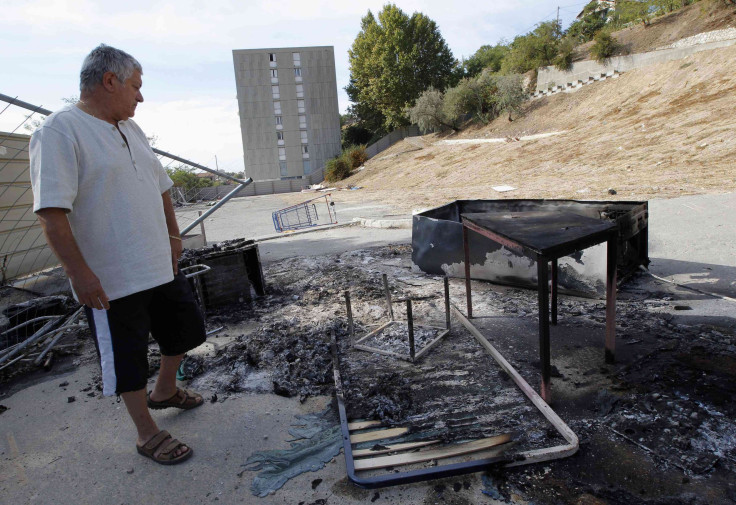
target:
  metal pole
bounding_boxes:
[537,259,551,403]
[0,93,245,185]
[382,274,394,321]
[344,291,354,342]
[407,299,415,362]
[605,233,618,364]
[551,259,558,325]
[463,223,473,318]
[444,276,451,330]
[180,179,252,236]
[198,210,207,244]
[154,148,245,185]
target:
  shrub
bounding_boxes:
[342,124,372,149]
[497,74,526,121]
[344,145,368,169]
[324,155,351,182]
[553,38,575,71]
[591,31,618,63]
[407,87,457,133]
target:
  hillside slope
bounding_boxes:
[576,0,736,59]
[334,42,736,212]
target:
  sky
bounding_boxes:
[0,0,584,174]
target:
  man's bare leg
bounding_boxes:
[149,353,184,402]
[121,389,189,457]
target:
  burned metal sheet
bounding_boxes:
[412,199,648,297]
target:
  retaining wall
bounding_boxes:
[537,34,736,92]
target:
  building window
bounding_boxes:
[303,160,312,175]
[299,115,307,129]
[270,69,277,78]
[300,131,308,143]
[269,53,276,62]
[279,161,287,177]
[275,116,282,125]
[296,84,304,98]
[278,147,286,161]
[293,52,301,66]
[294,68,302,77]
[273,101,281,114]
[271,85,279,99]
[277,131,284,145]
[297,99,305,113]
[302,145,309,159]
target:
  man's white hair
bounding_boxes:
[79,44,142,93]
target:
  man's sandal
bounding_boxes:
[136,430,192,465]
[147,388,204,410]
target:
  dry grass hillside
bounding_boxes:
[330,41,736,213]
[577,0,736,59]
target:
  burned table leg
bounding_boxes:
[444,276,451,330]
[605,234,618,364]
[550,259,558,325]
[463,224,472,318]
[407,299,415,362]
[344,290,354,342]
[537,258,551,402]
[382,273,394,321]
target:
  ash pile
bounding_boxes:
[182,243,736,503]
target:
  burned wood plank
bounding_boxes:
[352,440,439,458]
[350,427,409,444]
[353,434,513,471]
[348,420,383,431]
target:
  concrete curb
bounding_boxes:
[254,221,356,243]
[352,217,413,229]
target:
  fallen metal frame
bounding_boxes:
[345,274,451,363]
[330,296,580,488]
[271,193,337,232]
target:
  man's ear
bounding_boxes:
[100,71,118,93]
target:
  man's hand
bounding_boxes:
[36,208,111,310]
[70,269,110,310]
[170,236,182,275]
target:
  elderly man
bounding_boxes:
[30,44,205,465]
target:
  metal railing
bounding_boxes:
[0,92,250,290]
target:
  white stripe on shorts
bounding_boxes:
[91,309,117,396]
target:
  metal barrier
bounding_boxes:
[0,92,249,288]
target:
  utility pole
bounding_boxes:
[556,6,560,36]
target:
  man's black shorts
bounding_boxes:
[84,272,206,396]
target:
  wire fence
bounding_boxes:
[0,93,248,375]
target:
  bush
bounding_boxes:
[324,155,351,182]
[341,124,372,149]
[344,145,368,169]
[591,31,618,63]
[496,74,526,121]
[553,37,575,71]
[407,87,457,133]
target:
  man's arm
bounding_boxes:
[36,208,110,310]
[162,192,182,275]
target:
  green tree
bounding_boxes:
[501,20,562,74]
[462,43,509,77]
[496,74,526,121]
[407,87,458,133]
[591,30,619,62]
[347,4,456,133]
[166,166,214,190]
[612,1,654,27]
[444,70,499,124]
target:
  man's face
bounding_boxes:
[113,69,143,121]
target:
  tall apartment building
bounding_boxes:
[232,46,341,182]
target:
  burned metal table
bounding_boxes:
[461,211,618,402]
